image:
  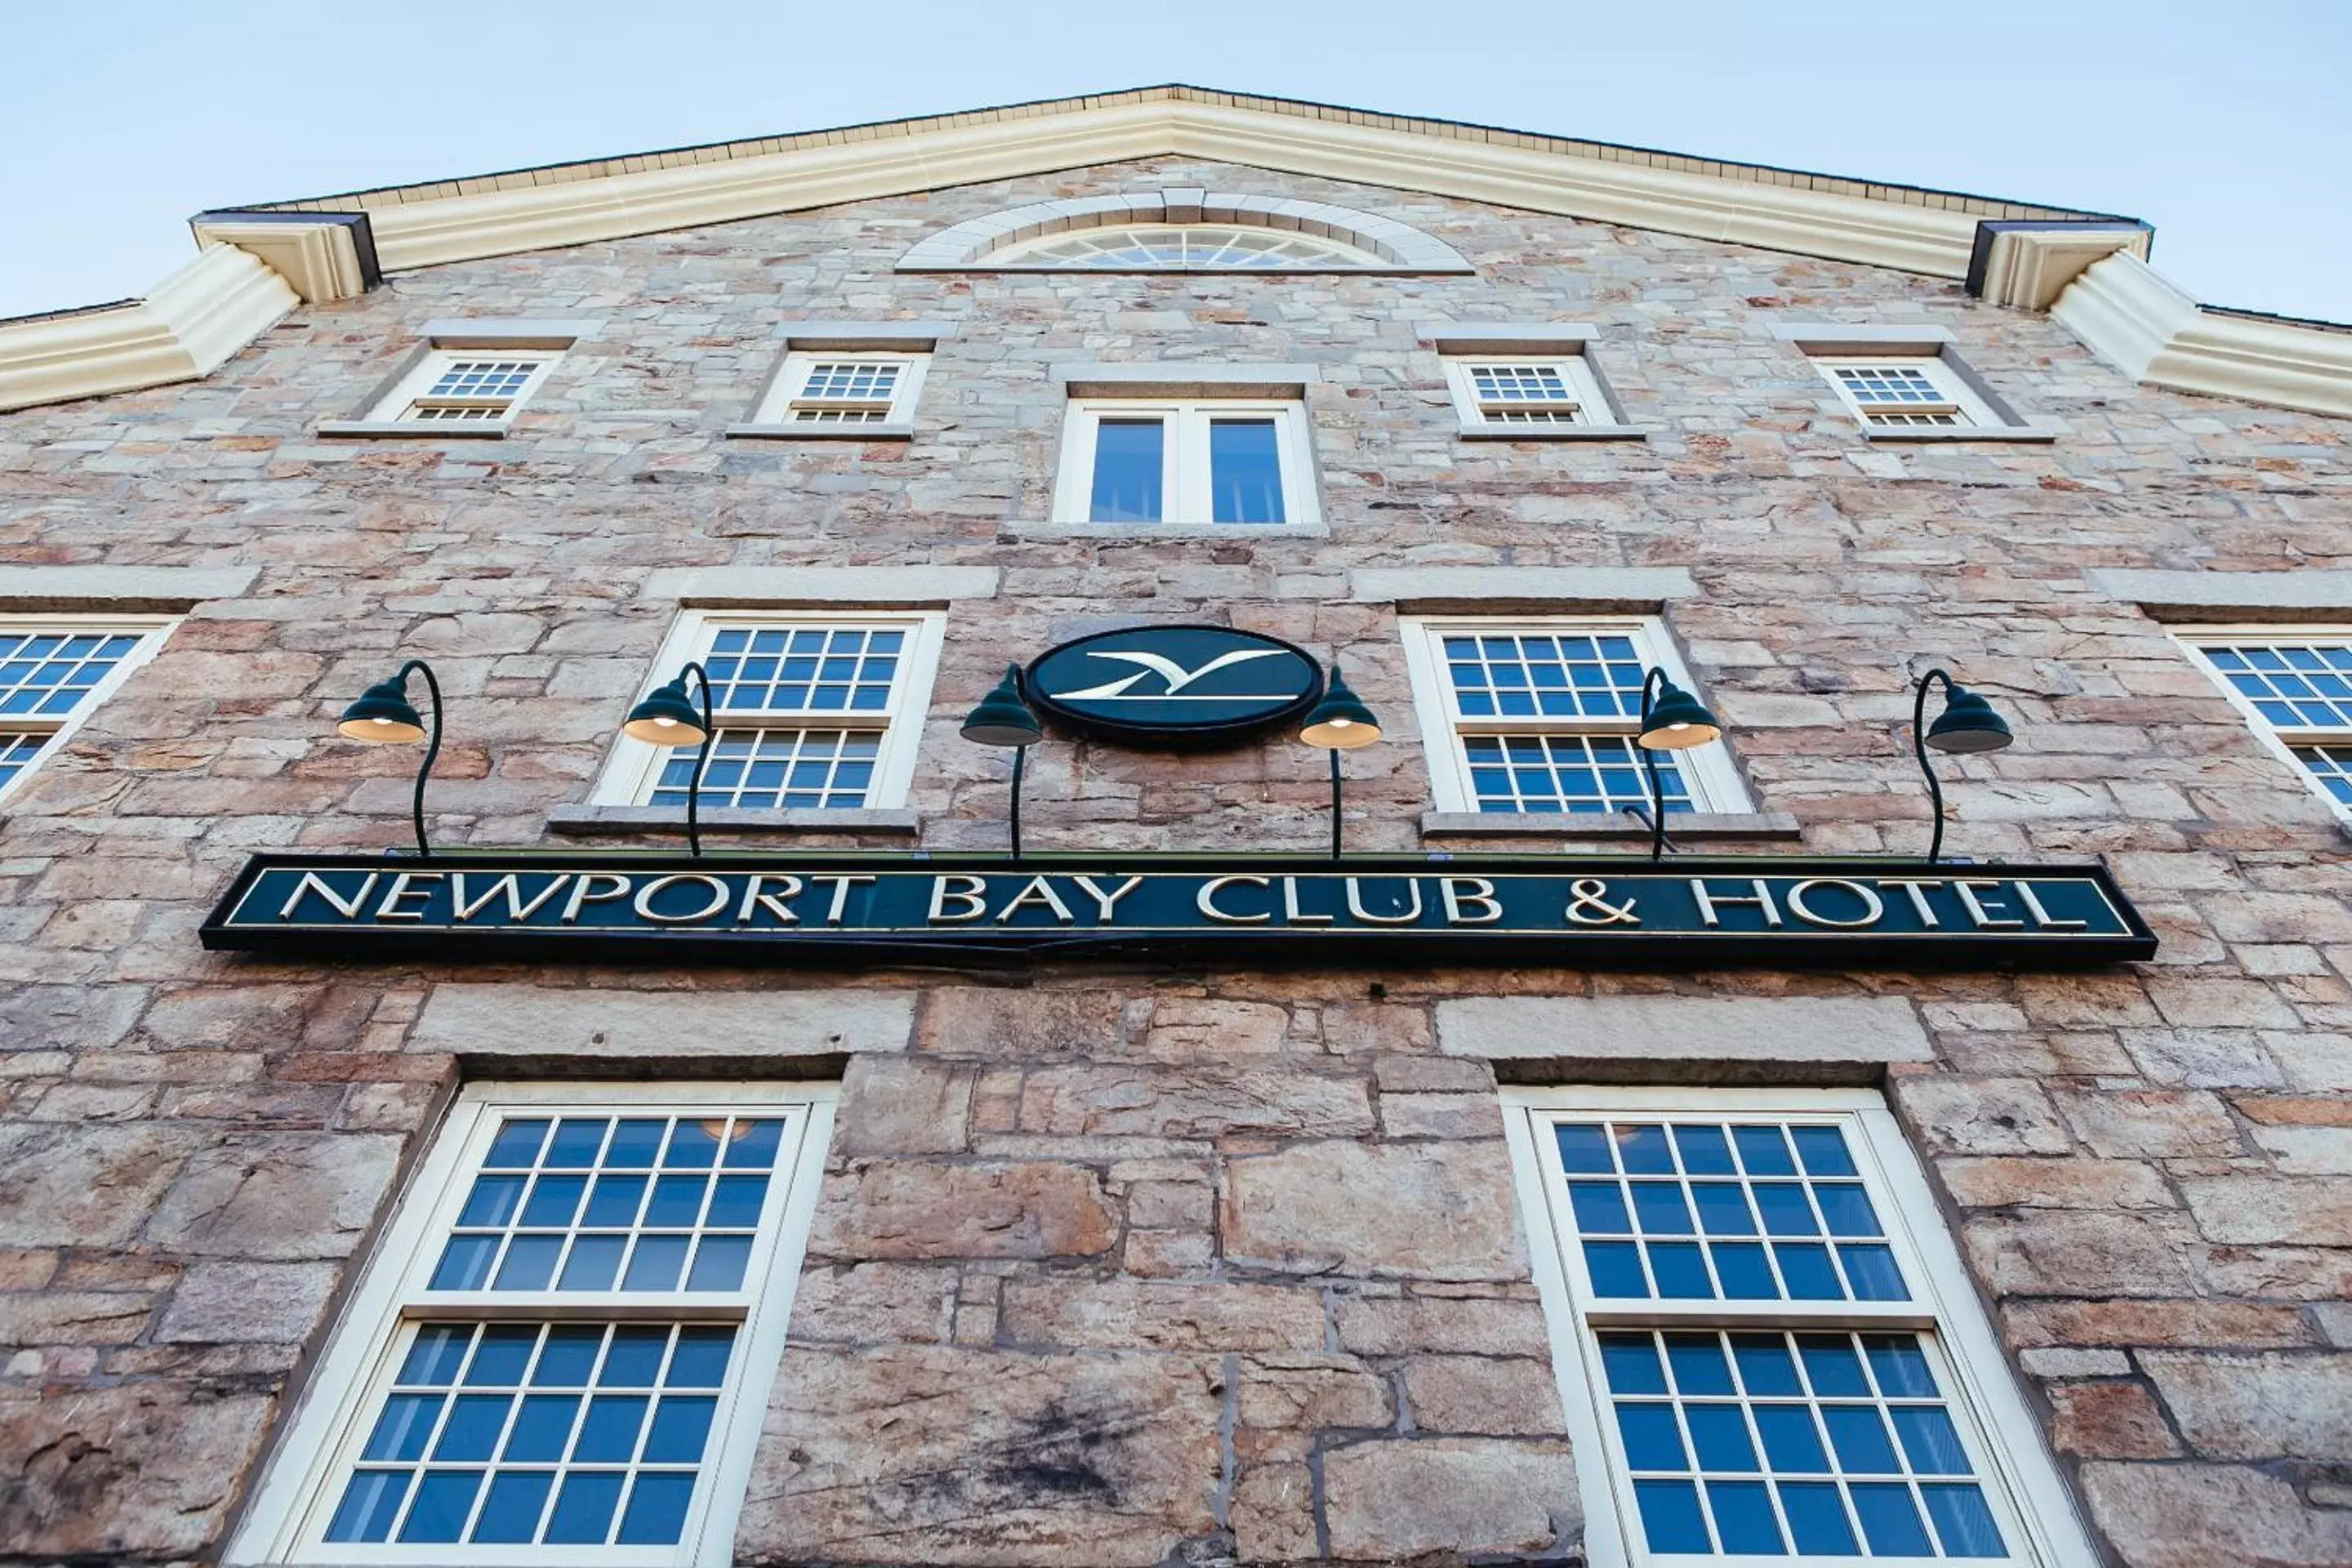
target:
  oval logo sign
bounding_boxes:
[1027,625,1325,747]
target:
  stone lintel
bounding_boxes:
[637,565,1000,605]
[1767,321,1958,353]
[1417,321,1601,353]
[0,564,258,612]
[416,318,602,347]
[1051,362,1319,399]
[773,319,958,349]
[546,805,920,836]
[2089,568,2352,621]
[1420,810,1800,840]
[411,983,915,1058]
[1438,995,1931,1084]
[1351,566,1697,611]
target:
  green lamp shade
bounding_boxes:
[623,678,710,746]
[1299,666,1382,750]
[336,677,426,744]
[961,665,1044,747]
[1925,684,2014,754]
[1637,677,1722,750]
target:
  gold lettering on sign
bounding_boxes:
[279,871,380,920]
[1877,879,1943,928]
[1954,880,2023,929]
[1690,878,1781,929]
[1345,877,1423,925]
[560,873,634,924]
[452,872,571,923]
[1199,875,1272,924]
[813,875,875,927]
[633,874,730,924]
[1564,879,1640,926]
[2016,882,2089,930]
[737,875,801,926]
[1785,879,1885,929]
[1440,877,1502,925]
[928,875,988,924]
[375,871,442,922]
[1073,875,1143,923]
[1281,877,1332,925]
[996,876,1076,925]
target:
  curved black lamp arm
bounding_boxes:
[679,661,715,860]
[1638,666,1670,863]
[1913,666,1953,866]
[399,659,443,860]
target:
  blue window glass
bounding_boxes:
[1751,1183,1820,1236]
[1705,1478,1786,1553]
[1922,1484,2008,1557]
[471,1470,555,1542]
[466,1325,538,1386]
[1778,1480,1860,1554]
[1797,1337,1872,1397]
[546,1118,611,1167]
[396,1469,483,1543]
[1567,1182,1631,1233]
[545,1471,625,1544]
[1665,1334,1736,1396]
[432,1394,512,1461]
[1617,1125,1677,1174]
[572,1395,651,1463]
[1584,1240,1650,1297]
[1683,1405,1758,1472]
[1616,1402,1689,1469]
[1633,1478,1714,1552]
[1673,1123,1738,1174]
[1649,1242,1716,1299]
[686,1234,752,1291]
[325,1469,411,1544]
[1600,1332,1668,1395]
[362,1394,443,1462]
[1864,1334,1939,1397]
[1851,1482,1934,1555]
[1692,1183,1759,1235]
[1892,1406,1972,1475]
[430,1235,499,1291]
[504,1395,581,1462]
[1730,1334,1803,1396]
[1708,1242,1779,1299]
[1752,1405,1831,1472]
[521,1174,590,1229]
[617,1472,699,1544]
[1774,1242,1845,1299]
[1089,419,1165,521]
[458,1174,526,1227]
[1631,1182,1696,1235]
[1812,1183,1882,1236]
[1208,417,1285,523]
[558,1234,626,1290]
[1839,1243,1908,1301]
[1788,1123,1859,1175]
[1732,1125,1797,1174]
[1821,1405,1901,1474]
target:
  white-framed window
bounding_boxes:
[0,616,172,805]
[1051,399,1319,527]
[1503,1086,2100,1567]
[225,1080,836,1566]
[1443,356,1608,429]
[593,611,945,813]
[1398,616,1749,817]
[368,350,562,425]
[1813,358,1999,431]
[747,352,929,428]
[2177,626,2352,820]
[986,225,1388,270]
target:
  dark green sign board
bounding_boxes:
[201,853,2155,969]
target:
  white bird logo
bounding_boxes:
[1054,647,1289,702]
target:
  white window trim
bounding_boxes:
[1813,356,2001,432]
[368,350,564,425]
[1397,615,1751,816]
[225,1080,839,1568]
[589,609,946,812]
[746,351,929,430]
[1050,399,1321,528]
[1501,1085,2100,1568]
[2172,623,2352,822]
[0,614,175,808]
[1442,355,1609,429]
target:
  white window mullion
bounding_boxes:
[0,617,174,805]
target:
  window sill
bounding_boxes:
[724,422,915,441]
[1004,519,1329,540]
[546,804,921,836]
[1860,425,2059,443]
[1420,810,1802,841]
[1457,421,1649,442]
[315,420,512,439]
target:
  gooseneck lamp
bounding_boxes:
[622,663,715,858]
[1634,667,1724,863]
[960,664,1045,860]
[1297,662,1383,861]
[1913,668,2014,865]
[336,659,444,858]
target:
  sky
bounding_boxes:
[4,2,2349,322]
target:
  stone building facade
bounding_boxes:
[1,87,2350,1568]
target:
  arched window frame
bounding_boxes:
[896,188,1476,274]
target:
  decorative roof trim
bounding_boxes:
[188,211,380,303]
[896,188,1475,272]
[2052,252,2352,418]
[0,245,296,413]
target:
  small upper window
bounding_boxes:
[0,617,172,804]
[1444,357,1608,429]
[2180,630,2352,820]
[748,353,928,430]
[986,225,1389,270]
[1053,399,1316,527]
[1816,358,1998,430]
[373,351,560,425]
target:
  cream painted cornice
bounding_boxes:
[0,246,296,413]
[2052,252,2352,418]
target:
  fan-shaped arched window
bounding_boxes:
[898,189,1476,274]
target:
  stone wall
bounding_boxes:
[0,156,2348,1566]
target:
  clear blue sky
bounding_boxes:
[5,2,2347,321]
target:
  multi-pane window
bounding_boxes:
[986,224,1388,270]
[1814,358,1997,430]
[748,353,929,427]
[1443,356,1607,428]
[225,1082,835,1567]
[0,618,170,804]
[1506,1087,2100,1566]
[1053,400,1317,527]
[372,350,561,425]
[2180,630,2352,818]
[598,612,944,815]
[1398,617,1748,817]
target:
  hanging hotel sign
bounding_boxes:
[1026,625,1323,746]
[201,853,2156,969]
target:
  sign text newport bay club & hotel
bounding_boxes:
[203,854,2157,969]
